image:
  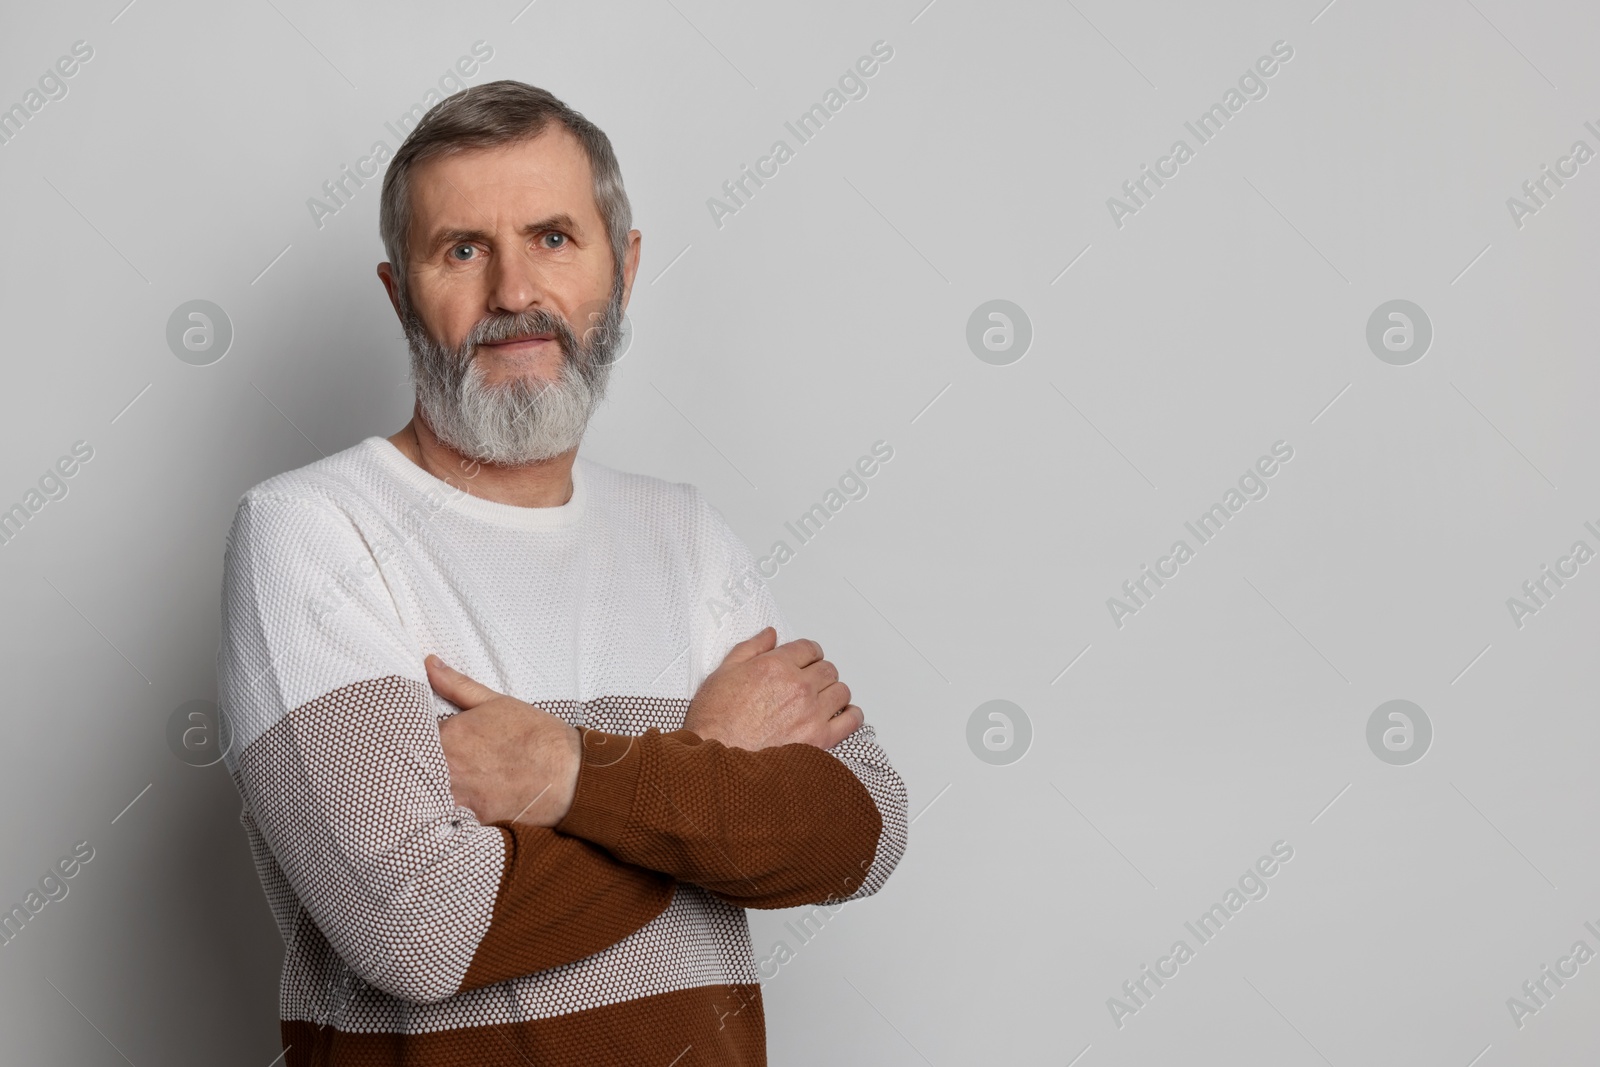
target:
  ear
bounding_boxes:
[377,262,405,322]
[618,229,642,313]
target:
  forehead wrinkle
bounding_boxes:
[417,136,598,238]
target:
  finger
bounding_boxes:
[800,658,840,693]
[425,654,503,709]
[721,626,777,665]
[769,637,823,669]
[816,679,852,717]
[819,705,865,748]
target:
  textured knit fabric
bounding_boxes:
[216,437,908,1066]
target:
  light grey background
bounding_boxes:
[1,0,1596,1063]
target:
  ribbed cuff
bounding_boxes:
[556,728,648,847]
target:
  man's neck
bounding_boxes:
[387,410,577,508]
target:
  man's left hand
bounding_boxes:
[427,655,581,828]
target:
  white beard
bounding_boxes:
[404,283,624,467]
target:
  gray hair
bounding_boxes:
[378,80,631,310]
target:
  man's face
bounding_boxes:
[380,127,641,465]
[403,126,633,381]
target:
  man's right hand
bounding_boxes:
[683,627,864,751]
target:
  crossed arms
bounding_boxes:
[425,627,900,993]
[220,492,907,1004]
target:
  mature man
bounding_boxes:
[217,80,906,1065]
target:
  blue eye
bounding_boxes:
[450,245,476,261]
[541,232,567,249]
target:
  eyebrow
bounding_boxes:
[422,213,583,255]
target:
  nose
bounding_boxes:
[486,242,548,318]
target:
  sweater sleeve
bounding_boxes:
[219,493,672,1005]
[675,489,908,902]
[575,487,909,907]
[556,728,884,909]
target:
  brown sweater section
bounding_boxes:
[272,727,882,1067]
[460,822,674,991]
[557,728,885,910]
[283,982,767,1066]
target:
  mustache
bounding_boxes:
[463,308,577,361]
[403,267,627,391]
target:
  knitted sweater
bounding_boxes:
[216,437,907,1066]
